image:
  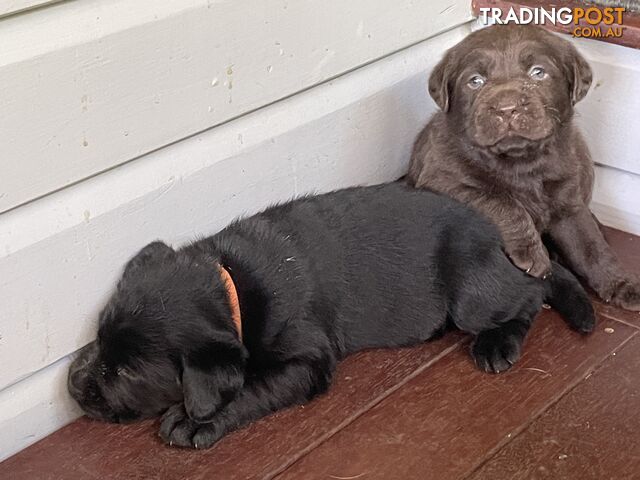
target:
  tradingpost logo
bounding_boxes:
[478,6,625,39]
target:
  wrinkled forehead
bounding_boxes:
[454,38,559,77]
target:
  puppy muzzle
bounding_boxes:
[470,84,555,150]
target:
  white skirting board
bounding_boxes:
[592,164,640,235]
[0,357,82,462]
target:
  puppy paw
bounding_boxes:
[571,311,596,334]
[471,328,523,374]
[507,242,551,279]
[567,303,596,334]
[159,404,226,449]
[608,278,640,312]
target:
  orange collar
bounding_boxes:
[217,265,242,342]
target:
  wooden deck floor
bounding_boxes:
[1,227,639,480]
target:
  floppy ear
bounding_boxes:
[428,56,452,112]
[569,48,592,105]
[121,241,175,282]
[182,342,246,423]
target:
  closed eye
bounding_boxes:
[116,366,141,381]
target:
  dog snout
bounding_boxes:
[497,102,517,115]
[490,92,530,120]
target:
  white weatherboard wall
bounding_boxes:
[0,0,60,18]
[1,3,639,462]
[0,0,470,213]
[570,36,640,234]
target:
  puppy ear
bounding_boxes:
[182,342,246,423]
[569,48,592,105]
[428,57,452,112]
[121,241,175,281]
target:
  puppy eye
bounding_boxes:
[529,66,548,80]
[467,75,486,90]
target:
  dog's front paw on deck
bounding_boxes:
[159,403,225,449]
[471,327,523,374]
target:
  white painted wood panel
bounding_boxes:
[0,355,81,462]
[0,0,471,213]
[571,36,640,177]
[0,28,472,459]
[592,164,640,235]
[0,0,60,18]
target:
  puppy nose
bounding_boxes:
[493,93,529,118]
[498,103,518,114]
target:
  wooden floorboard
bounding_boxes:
[467,333,640,480]
[275,313,635,480]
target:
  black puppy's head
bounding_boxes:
[68,241,247,424]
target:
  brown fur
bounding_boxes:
[407,24,640,310]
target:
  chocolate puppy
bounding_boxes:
[407,24,640,310]
[68,183,594,449]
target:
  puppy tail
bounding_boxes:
[543,261,595,334]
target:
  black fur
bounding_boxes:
[68,183,594,448]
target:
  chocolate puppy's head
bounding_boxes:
[67,241,246,424]
[429,24,592,159]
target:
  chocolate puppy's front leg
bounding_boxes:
[549,207,640,311]
[160,358,334,449]
[454,189,551,278]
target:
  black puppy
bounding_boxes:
[68,183,594,449]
